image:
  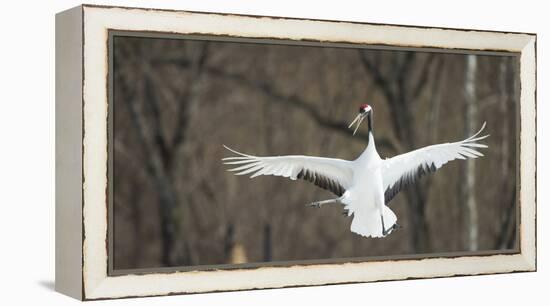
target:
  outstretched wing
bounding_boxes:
[382,122,489,204]
[222,145,353,196]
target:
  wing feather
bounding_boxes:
[222,145,353,196]
[382,122,489,204]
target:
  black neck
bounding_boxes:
[363,111,373,147]
[367,111,373,135]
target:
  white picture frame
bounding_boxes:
[55,4,536,300]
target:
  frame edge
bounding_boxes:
[55,5,84,301]
[518,35,537,272]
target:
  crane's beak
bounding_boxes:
[348,113,366,135]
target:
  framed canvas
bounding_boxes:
[55,4,537,300]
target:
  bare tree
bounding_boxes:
[115,40,210,266]
[204,66,398,153]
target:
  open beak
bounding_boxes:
[348,113,366,135]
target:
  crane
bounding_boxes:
[222,104,489,238]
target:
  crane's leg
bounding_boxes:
[381,213,402,236]
[380,214,388,236]
[306,198,340,208]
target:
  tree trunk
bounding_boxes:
[495,56,517,250]
[263,224,272,262]
[224,224,234,263]
[462,55,479,251]
[405,186,431,252]
[153,173,181,266]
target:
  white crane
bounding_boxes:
[222,104,489,238]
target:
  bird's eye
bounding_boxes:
[359,108,365,113]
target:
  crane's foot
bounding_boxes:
[306,202,322,208]
[382,223,402,236]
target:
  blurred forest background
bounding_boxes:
[112,35,518,270]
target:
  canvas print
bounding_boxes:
[111,34,518,271]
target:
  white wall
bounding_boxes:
[0,0,546,305]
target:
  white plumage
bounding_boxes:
[223,147,353,186]
[223,105,489,238]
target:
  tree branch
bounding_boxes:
[205,65,398,153]
[171,42,210,151]
[412,54,437,100]
[143,75,171,167]
[358,50,395,102]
